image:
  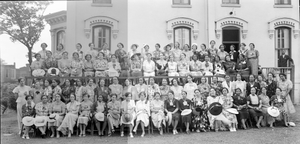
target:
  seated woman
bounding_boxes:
[123,79,137,101]
[120,92,136,137]
[100,42,111,61]
[30,53,44,77]
[217,44,229,63]
[210,76,223,96]
[131,54,143,78]
[48,94,66,138]
[70,52,84,77]
[207,88,232,132]
[93,52,108,77]
[134,78,147,101]
[164,90,180,135]
[34,95,51,138]
[198,77,211,97]
[223,55,236,76]
[177,53,190,77]
[107,93,121,136]
[259,87,274,127]
[163,44,173,61]
[120,56,131,77]
[213,55,225,76]
[92,95,108,136]
[58,52,71,77]
[189,54,202,77]
[220,88,238,132]
[233,73,247,97]
[147,77,160,101]
[170,78,183,100]
[77,93,93,137]
[235,54,250,77]
[166,55,179,82]
[232,88,249,129]
[133,92,150,137]
[85,78,96,103]
[182,44,193,61]
[21,95,35,139]
[57,94,80,138]
[83,54,95,77]
[54,44,65,61]
[155,53,167,76]
[42,51,59,76]
[192,89,209,132]
[150,92,165,135]
[179,91,192,134]
[143,53,156,83]
[95,79,111,103]
[109,77,123,100]
[108,54,121,77]
[159,78,170,101]
[247,87,264,128]
[270,88,289,127]
[61,79,75,104]
[201,55,213,76]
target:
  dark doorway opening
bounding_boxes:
[222,26,240,53]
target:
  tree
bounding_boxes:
[0,1,51,65]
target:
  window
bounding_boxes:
[275,0,291,5]
[92,25,111,50]
[222,26,240,53]
[173,0,190,5]
[93,0,111,4]
[174,27,191,48]
[275,27,291,66]
[56,30,65,48]
[222,0,239,4]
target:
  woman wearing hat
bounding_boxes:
[120,92,136,137]
[94,79,111,103]
[172,42,182,62]
[58,52,71,77]
[259,87,274,127]
[166,55,179,82]
[107,93,121,136]
[184,75,198,100]
[61,79,75,104]
[93,52,109,77]
[85,78,96,102]
[150,92,165,135]
[54,44,65,61]
[155,53,167,76]
[21,95,35,139]
[245,43,259,76]
[198,77,211,98]
[115,42,127,63]
[247,87,264,128]
[164,90,180,135]
[108,54,121,77]
[131,54,143,79]
[201,55,214,76]
[35,95,51,138]
[77,93,93,137]
[152,43,163,62]
[265,72,277,99]
[182,44,193,61]
[57,94,80,138]
[48,94,66,138]
[147,77,161,101]
[13,78,32,135]
[246,74,261,97]
[70,52,84,77]
[109,77,123,100]
[217,44,229,63]
[42,51,59,76]
[179,91,192,134]
[189,54,202,77]
[277,73,295,115]
[191,89,209,132]
[270,88,289,127]
[170,78,183,100]
[233,88,249,129]
[30,53,44,77]
[163,44,173,61]
[134,92,150,137]
[220,88,238,132]
[92,95,108,136]
[43,79,53,102]
[159,78,170,101]
[178,53,190,78]
[83,54,95,77]
[223,55,236,76]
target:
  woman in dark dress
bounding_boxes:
[191,89,209,132]
[155,53,167,76]
[265,72,277,99]
[164,90,180,135]
[247,87,264,128]
[223,55,236,75]
[94,79,111,103]
[179,91,192,134]
[233,88,249,129]
[235,54,250,77]
[246,74,261,96]
[61,79,75,104]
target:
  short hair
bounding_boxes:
[57,43,64,50]
[111,93,117,98]
[201,44,206,49]
[154,92,160,97]
[230,45,235,49]
[222,87,229,93]
[46,50,52,55]
[85,54,92,60]
[25,95,34,100]
[194,89,200,93]
[72,52,79,57]
[52,79,60,85]
[168,90,174,95]
[62,51,68,55]
[82,93,90,98]
[249,43,255,48]
[234,88,242,93]
[118,43,124,48]
[200,76,207,83]
[240,43,246,47]
[268,72,275,78]
[219,44,226,49]
[88,43,94,47]
[138,92,146,98]
[41,95,48,100]
[155,43,160,48]
[125,92,132,98]
[210,40,216,45]
[279,73,286,78]
[77,43,82,48]
[181,91,187,95]
[18,77,24,83]
[34,53,41,58]
[41,43,48,47]
[276,87,282,92]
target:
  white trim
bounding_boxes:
[268,17,300,39]
[215,17,248,39]
[221,4,241,7]
[84,16,119,39]
[171,5,192,8]
[273,5,293,8]
[91,3,113,7]
[166,17,199,40]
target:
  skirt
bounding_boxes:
[131,71,143,77]
[136,112,149,127]
[261,107,275,126]
[179,71,190,77]
[172,112,180,121]
[84,71,95,77]
[107,113,120,128]
[223,109,238,127]
[283,94,296,114]
[151,111,165,128]
[248,58,258,75]
[95,71,107,77]
[57,113,78,134]
[190,71,203,77]
[120,70,130,77]
[182,113,192,123]
[77,116,89,126]
[48,115,64,128]
[248,108,264,117]
[237,108,249,120]
[192,109,209,130]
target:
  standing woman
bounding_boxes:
[109,77,123,100]
[77,93,93,137]
[123,79,137,101]
[74,43,84,60]
[217,44,229,63]
[13,77,32,134]
[247,87,264,128]
[159,78,170,101]
[246,74,261,96]
[120,92,136,137]
[92,95,108,136]
[166,55,179,82]
[266,72,277,98]
[220,88,238,131]
[70,52,84,77]
[150,92,165,135]
[198,77,211,97]
[83,54,95,77]
[30,53,44,77]
[133,92,150,137]
[192,89,209,132]
[232,88,249,129]
[179,91,192,134]
[184,75,198,100]
[239,43,248,58]
[208,40,218,57]
[115,42,127,63]
[58,52,71,77]
[75,79,85,102]
[146,77,160,101]
[131,54,143,78]
[107,94,121,136]
[48,94,66,138]
[21,95,35,139]
[94,79,111,103]
[93,52,109,77]
[34,95,51,138]
[259,87,274,127]
[32,81,44,104]
[54,44,65,61]
[170,78,184,100]
[189,54,202,77]
[172,42,182,62]
[152,43,163,61]
[182,44,193,61]
[57,94,80,138]
[38,43,48,60]
[51,79,62,102]
[246,43,259,76]
[277,73,296,114]
[61,79,75,104]
[164,90,180,135]
[85,78,96,102]
[233,73,247,97]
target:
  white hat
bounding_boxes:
[181,109,192,116]
[22,116,34,126]
[32,69,45,77]
[267,107,280,117]
[226,108,239,114]
[143,44,149,48]
[288,122,296,127]
[95,112,105,122]
[34,116,48,127]
[47,68,60,76]
[192,43,198,47]
[48,113,59,123]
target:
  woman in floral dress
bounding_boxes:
[52,79,62,102]
[270,88,289,127]
[150,92,165,135]
[61,79,75,104]
[77,93,93,137]
[189,54,202,77]
[83,54,94,77]
[43,79,53,102]
[220,88,238,131]
[94,52,108,77]
[277,73,295,115]
[107,94,121,136]
[210,76,222,96]
[85,78,96,102]
[159,78,170,101]
[109,77,123,100]
[58,52,71,77]
[146,77,160,101]
[198,77,211,97]
[192,89,209,132]
[70,52,84,77]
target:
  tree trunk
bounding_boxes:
[27,47,33,65]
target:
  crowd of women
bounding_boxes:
[14,70,296,139]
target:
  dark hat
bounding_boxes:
[208,102,223,116]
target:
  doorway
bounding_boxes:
[222,26,240,53]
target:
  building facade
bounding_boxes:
[1,63,16,83]
[45,0,300,104]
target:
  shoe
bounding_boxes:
[50,134,54,138]
[56,134,60,138]
[68,133,71,138]
[141,133,145,137]
[196,129,200,133]
[121,132,124,137]
[108,132,111,137]
[79,134,82,137]
[175,130,178,134]
[173,130,176,135]
[41,134,46,139]
[233,128,237,132]
[22,135,25,139]
[160,129,163,135]
[133,129,137,134]
[83,134,86,137]
[26,136,30,139]
[130,133,134,138]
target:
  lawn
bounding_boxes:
[1,106,300,144]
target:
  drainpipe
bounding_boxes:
[206,0,209,44]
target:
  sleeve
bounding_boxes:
[287,80,293,90]
[12,87,19,94]
[246,96,251,103]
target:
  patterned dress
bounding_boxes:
[266,80,277,98]
[192,96,209,131]
[177,60,190,76]
[70,60,84,77]
[61,86,75,104]
[220,94,238,128]
[277,79,295,114]
[48,101,66,128]
[160,85,170,101]
[77,100,93,126]
[93,59,108,77]
[271,95,288,122]
[147,84,160,101]
[107,101,121,128]
[109,84,123,100]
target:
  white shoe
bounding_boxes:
[130,133,134,138]
[173,130,176,135]
[22,135,25,139]
[229,127,234,132]
[233,128,237,132]
[121,132,124,137]
[26,136,30,139]
[196,129,200,133]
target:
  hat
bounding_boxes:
[122,113,133,124]
[47,68,60,76]
[267,106,280,117]
[208,102,223,116]
[143,44,149,49]
[34,116,48,127]
[131,44,139,49]
[165,112,172,126]
[164,44,172,51]
[192,43,198,47]
[95,112,105,122]
[288,122,296,127]
[181,109,192,116]
[48,113,59,123]
[22,116,34,126]
[32,69,45,77]
[226,108,239,114]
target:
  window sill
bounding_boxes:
[273,5,293,8]
[221,4,241,8]
[171,5,192,8]
[91,3,113,7]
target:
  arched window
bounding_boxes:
[222,26,240,52]
[174,27,191,48]
[92,25,111,49]
[56,30,65,48]
[275,27,291,66]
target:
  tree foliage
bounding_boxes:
[0,1,51,64]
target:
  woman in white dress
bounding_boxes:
[166,55,179,82]
[58,52,71,77]
[189,54,203,77]
[150,92,165,135]
[233,73,247,97]
[184,75,198,100]
[133,92,150,137]
[77,93,93,137]
[120,92,136,137]
[34,95,51,138]
[170,78,183,100]
[134,77,147,101]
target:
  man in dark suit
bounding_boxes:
[278,50,294,67]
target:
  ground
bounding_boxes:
[1,106,300,144]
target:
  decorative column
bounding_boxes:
[50,29,56,52]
